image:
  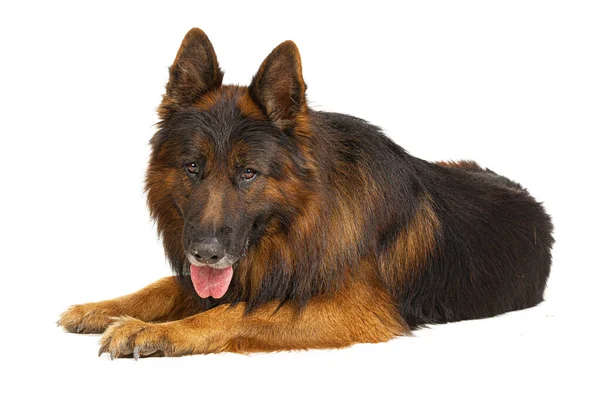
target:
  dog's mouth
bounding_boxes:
[189,264,233,299]
[185,237,250,299]
[186,254,239,299]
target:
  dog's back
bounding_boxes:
[402,158,553,326]
[311,111,553,327]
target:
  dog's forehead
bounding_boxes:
[165,101,246,144]
[164,102,276,163]
[195,85,264,119]
[153,86,288,171]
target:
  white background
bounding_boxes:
[1,1,598,399]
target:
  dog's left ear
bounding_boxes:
[249,41,307,128]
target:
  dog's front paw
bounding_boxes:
[98,317,184,359]
[58,301,120,333]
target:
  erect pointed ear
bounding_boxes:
[165,28,223,106]
[249,41,307,128]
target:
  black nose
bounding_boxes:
[190,237,225,264]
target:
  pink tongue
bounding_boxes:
[190,265,233,299]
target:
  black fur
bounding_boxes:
[312,112,553,326]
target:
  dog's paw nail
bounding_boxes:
[110,350,116,360]
[98,344,107,357]
[76,324,84,333]
[133,346,141,361]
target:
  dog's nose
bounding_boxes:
[190,237,225,264]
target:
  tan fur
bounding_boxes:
[436,160,483,171]
[379,195,441,285]
[237,91,266,119]
[201,187,225,226]
[58,277,199,333]
[195,85,242,111]
[96,276,409,357]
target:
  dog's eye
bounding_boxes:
[242,168,257,181]
[185,162,199,175]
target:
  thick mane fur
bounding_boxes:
[148,97,443,314]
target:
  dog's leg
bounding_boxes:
[98,281,410,358]
[58,277,199,333]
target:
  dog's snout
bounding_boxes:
[190,237,225,264]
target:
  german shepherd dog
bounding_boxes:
[59,28,553,358]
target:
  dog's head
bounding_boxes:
[145,29,314,299]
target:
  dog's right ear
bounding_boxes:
[163,28,223,109]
